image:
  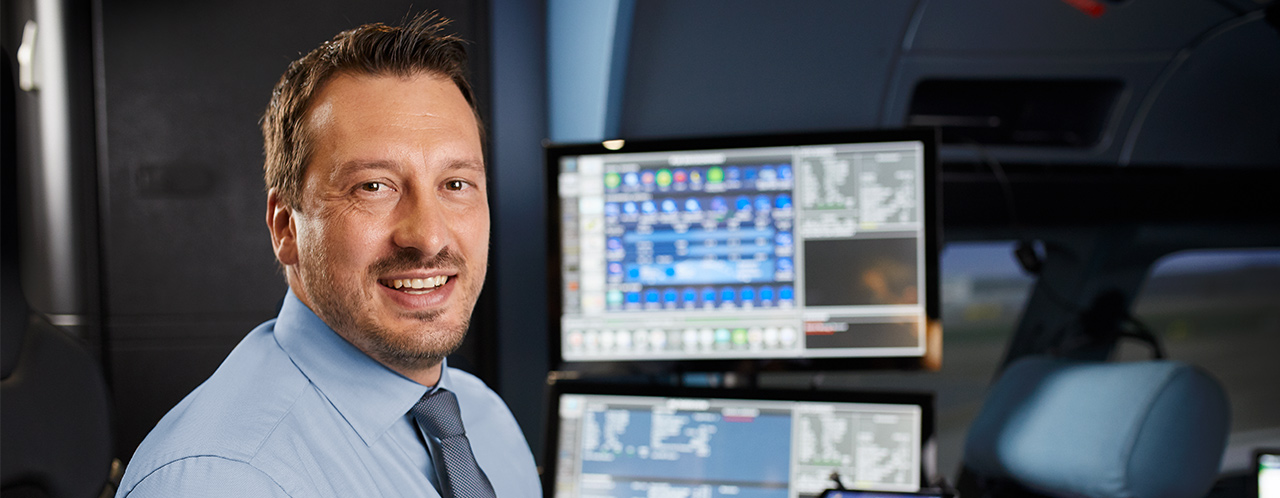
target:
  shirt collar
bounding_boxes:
[274,289,453,446]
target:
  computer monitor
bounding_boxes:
[548,130,940,371]
[544,382,934,498]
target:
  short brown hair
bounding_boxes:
[261,12,479,209]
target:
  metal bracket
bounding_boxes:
[18,20,39,91]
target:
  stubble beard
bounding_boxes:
[297,244,476,372]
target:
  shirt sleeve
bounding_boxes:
[121,456,292,498]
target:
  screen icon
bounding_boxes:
[656,169,673,188]
[707,167,724,184]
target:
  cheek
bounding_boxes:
[297,214,381,264]
[461,208,491,266]
[293,218,323,259]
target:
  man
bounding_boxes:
[116,13,539,498]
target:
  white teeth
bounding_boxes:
[386,276,448,292]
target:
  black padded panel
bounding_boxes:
[0,484,50,498]
[1,316,113,498]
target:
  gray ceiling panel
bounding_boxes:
[620,0,917,139]
[1124,15,1280,166]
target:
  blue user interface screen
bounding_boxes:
[551,393,923,498]
[557,140,929,362]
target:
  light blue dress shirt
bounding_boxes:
[116,290,540,497]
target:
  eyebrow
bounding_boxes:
[330,159,486,180]
[445,160,487,177]
[331,160,396,179]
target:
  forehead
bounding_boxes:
[302,72,483,180]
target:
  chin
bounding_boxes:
[362,313,470,367]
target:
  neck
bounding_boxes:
[387,360,444,387]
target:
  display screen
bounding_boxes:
[547,388,931,498]
[551,132,937,364]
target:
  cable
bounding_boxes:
[961,139,1167,360]
[962,139,1079,314]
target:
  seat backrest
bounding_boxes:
[1,53,113,498]
[963,356,1230,498]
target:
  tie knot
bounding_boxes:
[412,389,467,438]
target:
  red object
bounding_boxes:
[1062,0,1106,18]
[804,322,837,335]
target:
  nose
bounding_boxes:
[390,190,453,257]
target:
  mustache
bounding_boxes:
[369,247,466,276]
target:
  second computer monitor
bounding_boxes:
[550,130,939,370]
[545,383,935,498]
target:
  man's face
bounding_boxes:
[273,72,488,371]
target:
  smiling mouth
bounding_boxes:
[380,275,449,295]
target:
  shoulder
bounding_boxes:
[119,322,314,495]
[118,456,292,498]
[447,367,523,433]
[446,367,505,407]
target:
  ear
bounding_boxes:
[266,188,299,266]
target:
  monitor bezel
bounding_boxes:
[544,129,942,374]
[541,380,937,498]
[820,491,950,498]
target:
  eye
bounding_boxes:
[359,181,385,192]
[444,179,469,191]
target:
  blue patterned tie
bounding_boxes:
[411,389,497,498]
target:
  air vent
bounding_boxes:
[908,79,1122,147]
